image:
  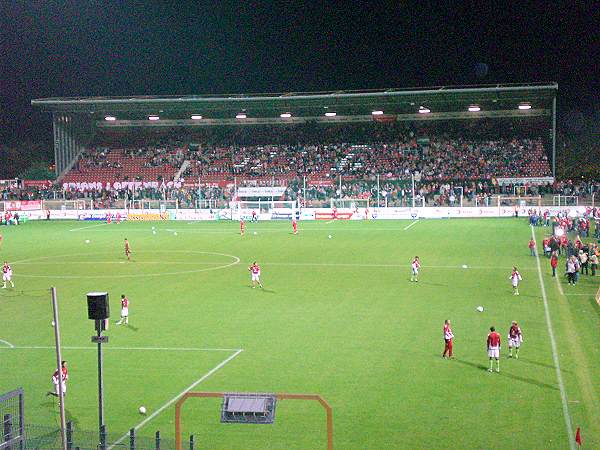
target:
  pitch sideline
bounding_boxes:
[531,225,575,450]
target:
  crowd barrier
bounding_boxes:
[10,205,592,222]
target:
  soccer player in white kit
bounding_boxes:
[508,321,523,358]
[116,294,129,325]
[2,261,14,288]
[509,266,522,295]
[410,256,421,282]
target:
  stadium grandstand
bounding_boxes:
[23,83,587,210]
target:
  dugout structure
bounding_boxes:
[174,391,333,450]
[32,83,558,178]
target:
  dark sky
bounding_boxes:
[0,1,597,144]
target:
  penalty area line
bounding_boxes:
[0,339,15,348]
[531,225,575,450]
[109,348,244,449]
[403,220,419,230]
[4,346,241,352]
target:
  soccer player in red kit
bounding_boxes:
[47,360,68,397]
[508,321,523,358]
[116,294,129,325]
[240,219,245,236]
[124,238,131,261]
[487,326,501,372]
[106,213,111,224]
[248,262,263,288]
[442,319,454,358]
[292,218,297,235]
[116,212,121,224]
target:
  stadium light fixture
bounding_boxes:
[148,115,160,121]
[104,116,116,121]
[280,113,292,118]
[371,110,384,115]
[236,113,247,119]
[191,115,203,120]
[418,107,431,114]
[468,105,481,112]
[325,112,337,117]
[518,103,532,110]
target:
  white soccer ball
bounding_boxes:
[139,406,147,415]
[253,231,257,235]
[85,240,90,244]
[328,235,332,239]
[173,232,178,236]
[461,264,468,269]
[152,230,157,235]
[51,321,56,327]
[476,306,484,312]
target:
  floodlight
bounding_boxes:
[468,105,481,112]
[371,110,384,115]
[518,103,532,110]
[148,115,160,121]
[236,113,247,119]
[280,113,292,118]
[191,115,203,120]
[418,107,431,114]
[104,116,116,121]
[325,112,337,117]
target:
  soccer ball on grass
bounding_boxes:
[139,406,147,415]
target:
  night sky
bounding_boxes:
[0,1,597,144]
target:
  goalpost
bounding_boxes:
[232,200,298,213]
[330,198,369,209]
[497,195,542,208]
[174,391,333,450]
[552,195,579,207]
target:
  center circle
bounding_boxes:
[13,251,240,279]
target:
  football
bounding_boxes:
[328,235,332,239]
[139,406,147,415]
[476,306,484,312]
[85,240,90,244]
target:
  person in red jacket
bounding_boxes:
[528,238,536,256]
[550,251,558,277]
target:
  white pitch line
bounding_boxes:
[69,223,109,232]
[531,226,575,449]
[0,339,15,348]
[109,349,244,449]
[403,220,419,230]
[3,346,241,352]
[261,261,536,271]
[563,293,594,296]
[325,219,336,224]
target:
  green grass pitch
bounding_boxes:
[1,218,599,449]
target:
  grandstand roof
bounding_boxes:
[32,83,557,122]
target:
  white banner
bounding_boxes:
[496,177,554,186]
[237,187,287,197]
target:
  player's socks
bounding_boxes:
[496,361,500,372]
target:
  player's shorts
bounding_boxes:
[488,347,500,358]
[511,281,519,287]
[54,381,67,395]
[412,268,419,275]
[251,273,260,281]
[508,338,521,348]
[121,308,129,317]
[2,273,11,281]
